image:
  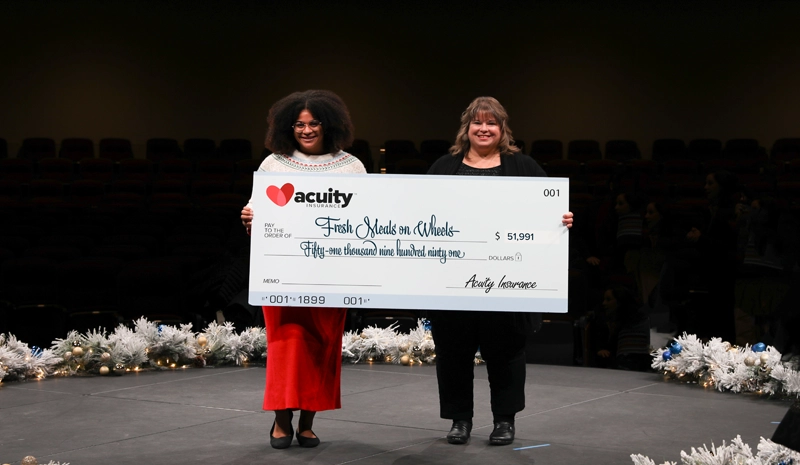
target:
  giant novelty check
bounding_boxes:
[248,172,569,313]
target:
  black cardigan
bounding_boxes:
[426,152,547,335]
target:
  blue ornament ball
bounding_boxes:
[662,351,672,361]
[669,341,683,355]
[752,342,766,352]
[158,324,165,333]
[422,319,432,331]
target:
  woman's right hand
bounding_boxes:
[241,206,253,236]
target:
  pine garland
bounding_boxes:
[0,318,441,383]
[631,436,799,465]
[341,320,438,365]
[652,333,800,398]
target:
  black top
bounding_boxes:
[428,152,548,177]
[426,152,549,335]
[456,163,502,176]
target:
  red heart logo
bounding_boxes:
[266,183,294,207]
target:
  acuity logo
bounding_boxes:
[266,183,294,206]
[266,183,354,208]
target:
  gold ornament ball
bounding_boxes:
[72,340,81,347]
[400,355,410,366]
[63,352,72,361]
[72,346,84,357]
[744,356,756,366]
[197,335,208,347]
[360,333,368,339]
[100,352,111,362]
[760,353,769,364]
[99,366,110,375]
[21,456,38,465]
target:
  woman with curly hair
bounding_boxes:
[426,96,573,446]
[241,89,366,449]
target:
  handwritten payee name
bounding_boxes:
[315,215,459,239]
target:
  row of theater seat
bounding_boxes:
[4,137,800,164]
[0,201,248,346]
[365,137,800,166]
[3,138,255,162]
[2,153,795,181]
[1,158,799,205]
[0,157,261,182]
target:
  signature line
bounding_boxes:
[282,283,382,287]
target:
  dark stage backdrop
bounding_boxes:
[1,0,799,160]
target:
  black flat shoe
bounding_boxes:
[270,422,294,449]
[446,420,472,444]
[296,430,321,448]
[270,411,294,449]
[489,421,515,445]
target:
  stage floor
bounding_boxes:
[0,363,793,465]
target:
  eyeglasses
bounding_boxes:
[292,120,322,132]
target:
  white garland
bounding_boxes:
[0,318,442,383]
[652,333,800,397]
[631,436,799,465]
[200,322,266,365]
[0,333,61,382]
[341,320,440,365]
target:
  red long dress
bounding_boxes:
[262,306,346,411]
[252,150,365,412]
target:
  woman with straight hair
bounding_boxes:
[427,96,573,445]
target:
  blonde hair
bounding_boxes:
[449,96,520,156]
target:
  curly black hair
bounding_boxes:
[265,90,355,155]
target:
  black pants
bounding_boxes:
[431,311,527,421]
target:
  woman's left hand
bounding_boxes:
[562,211,574,229]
